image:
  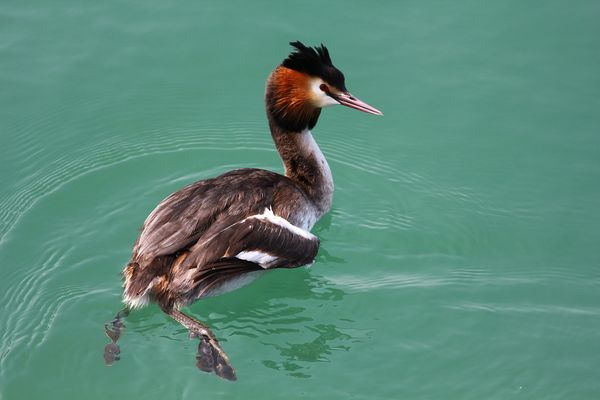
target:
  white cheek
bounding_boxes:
[311,79,340,108]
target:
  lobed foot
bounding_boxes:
[103,309,128,366]
[103,342,121,365]
[165,308,237,381]
[194,333,237,381]
[104,319,123,343]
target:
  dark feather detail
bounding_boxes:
[131,169,298,263]
[123,168,322,309]
[123,257,173,300]
[193,259,263,297]
[179,208,320,290]
[185,209,319,270]
[282,41,346,90]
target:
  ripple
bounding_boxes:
[1,247,69,343]
[169,274,360,378]
[0,246,71,371]
[332,208,414,231]
[321,132,530,230]
[329,268,541,292]
[447,302,600,316]
[1,121,421,243]
[0,121,272,244]
[0,112,545,384]
[0,119,406,382]
[2,103,510,248]
[321,138,401,181]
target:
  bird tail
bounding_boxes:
[122,262,156,308]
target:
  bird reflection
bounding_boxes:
[194,270,355,378]
[261,323,353,378]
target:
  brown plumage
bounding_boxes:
[124,169,320,309]
[104,41,382,382]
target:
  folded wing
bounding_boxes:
[160,207,320,302]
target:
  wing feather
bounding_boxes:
[185,208,319,274]
[131,169,291,262]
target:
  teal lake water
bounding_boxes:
[1,1,600,398]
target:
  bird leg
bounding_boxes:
[163,308,237,381]
[103,308,129,365]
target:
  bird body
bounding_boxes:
[105,41,382,381]
[122,165,324,309]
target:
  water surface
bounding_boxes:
[1,1,599,398]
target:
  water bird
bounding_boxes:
[104,41,382,381]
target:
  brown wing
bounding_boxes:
[133,169,275,262]
[184,207,320,269]
[144,208,319,306]
[123,168,312,303]
[184,208,320,298]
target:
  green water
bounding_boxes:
[1,0,599,398]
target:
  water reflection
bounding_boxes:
[197,270,355,379]
[258,273,351,378]
[261,323,352,378]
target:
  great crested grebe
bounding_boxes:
[104,41,382,381]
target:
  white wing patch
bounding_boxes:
[248,208,316,240]
[236,250,278,267]
[233,208,316,268]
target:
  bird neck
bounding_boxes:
[267,114,334,215]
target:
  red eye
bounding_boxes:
[319,83,329,92]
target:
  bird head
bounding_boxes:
[266,41,382,132]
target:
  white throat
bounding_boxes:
[291,129,334,214]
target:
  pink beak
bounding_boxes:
[333,91,383,116]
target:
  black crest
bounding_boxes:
[282,41,346,90]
